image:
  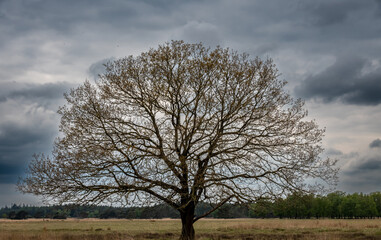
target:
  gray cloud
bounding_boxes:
[0,184,41,207]
[88,58,115,81]
[0,0,381,205]
[297,1,364,27]
[325,148,343,156]
[370,139,381,148]
[9,82,74,101]
[0,83,63,187]
[341,155,381,193]
[295,56,381,105]
[0,164,21,184]
[172,21,222,48]
[0,121,57,184]
[339,139,381,192]
[0,0,184,36]
[374,0,381,16]
[357,158,381,170]
[0,82,76,109]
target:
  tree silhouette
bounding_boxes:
[18,41,337,240]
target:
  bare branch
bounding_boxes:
[18,41,338,240]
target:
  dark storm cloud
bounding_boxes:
[1,0,381,204]
[0,0,190,86]
[0,122,57,184]
[2,0,381,61]
[340,138,381,192]
[0,164,21,184]
[298,1,363,27]
[325,148,343,156]
[375,0,381,16]
[0,0,183,34]
[0,82,76,106]
[370,139,381,148]
[0,123,48,149]
[0,163,20,175]
[341,155,381,192]
[295,56,381,105]
[9,82,74,101]
[0,82,70,185]
[356,158,381,171]
[0,82,68,186]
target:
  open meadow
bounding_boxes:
[1,218,381,240]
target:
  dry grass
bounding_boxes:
[0,218,380,240]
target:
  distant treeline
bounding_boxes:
[1,191,380,219]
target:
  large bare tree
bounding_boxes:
[19,41,337,240]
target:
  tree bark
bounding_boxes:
[179,204,195,240]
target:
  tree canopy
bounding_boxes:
[19,41,337,240]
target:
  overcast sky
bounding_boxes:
[1,0,381,207]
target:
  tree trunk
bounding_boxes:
[179,204,195,240]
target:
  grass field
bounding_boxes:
[1,218,381,240]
